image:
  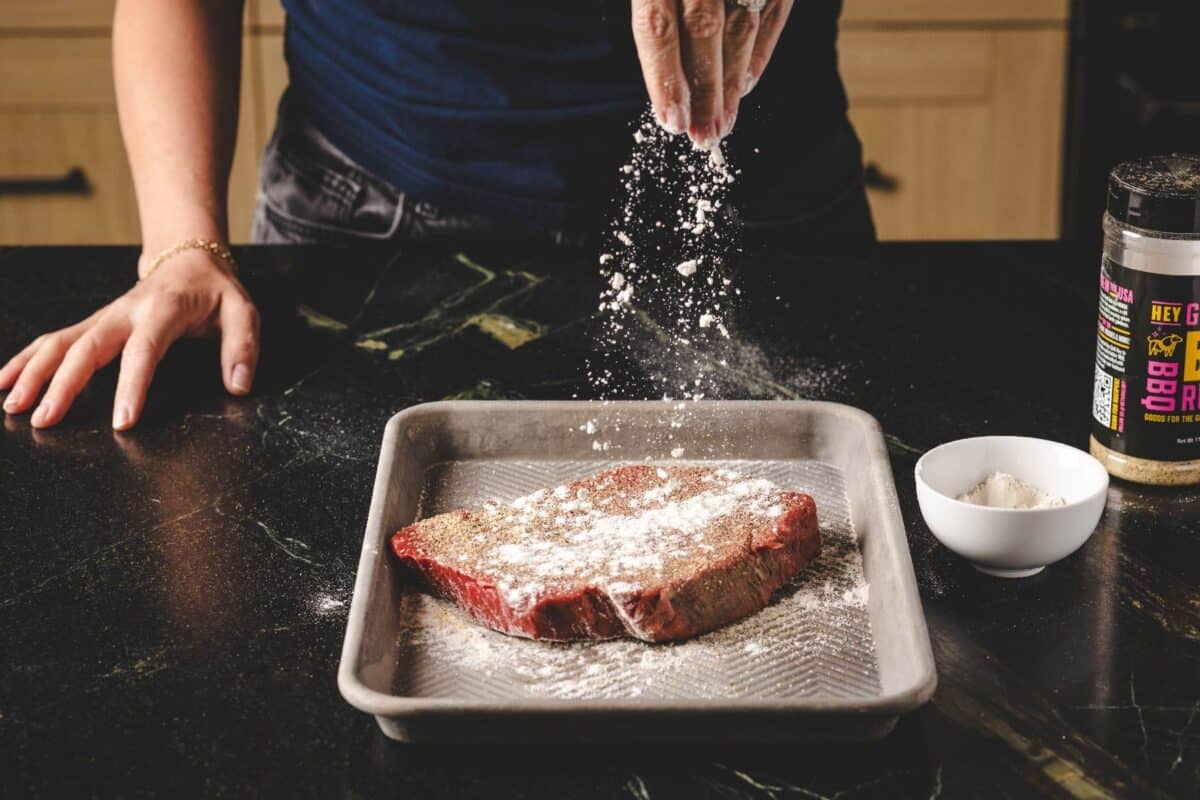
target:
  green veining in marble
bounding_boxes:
[453,252,496,280]
[884,434,924,458]
[444,379,523,401]
[362,257,549,361]
[296,305,348,332]
[461,313,545,350]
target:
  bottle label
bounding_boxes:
[1092,256,1200,460]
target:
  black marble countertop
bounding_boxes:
[1,243,1197,799]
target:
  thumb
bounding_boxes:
[218,291,261,395]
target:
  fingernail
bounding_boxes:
[720,108,738,139]
[3,387,23,412]
[743,71,759,96]
[31,402,50,427]
[231,363,252,393]
[661,104,689,136]
[691,122,721,151]
[112,404,131,430]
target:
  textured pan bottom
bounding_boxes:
[392,459,880,702]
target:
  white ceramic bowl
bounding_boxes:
[914,436,1109,578]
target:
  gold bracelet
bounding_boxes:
[140,238,238,281]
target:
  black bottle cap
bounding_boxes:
[1107,154,1200,234]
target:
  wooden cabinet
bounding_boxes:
[841,0,1070,239]
[0,1,285,245]
[0,1,1069,244]
[0,35,137,243]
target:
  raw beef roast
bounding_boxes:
[391,465,821,642]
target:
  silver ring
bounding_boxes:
[729,0,767,12]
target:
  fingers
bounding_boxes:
[679,0,726,146]
[631,0,690,135]
[218,291,260,396]
[0,335,49,391]
[112,299,191,431]
[3,325,88,419]
[747,0,792,90]
[32,313,132,429]
[721,5,760,137]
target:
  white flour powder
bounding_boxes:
[589,112,739,406]
[421,466,790,612]
[957,472,1066,509]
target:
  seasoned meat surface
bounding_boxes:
[391,465,821,642]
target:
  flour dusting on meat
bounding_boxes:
[404,466,794,613]
[393,459,877,701]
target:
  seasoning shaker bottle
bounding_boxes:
[1090,154,1200,485]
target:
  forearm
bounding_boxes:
[113,0,245,256]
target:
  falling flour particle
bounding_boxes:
[670,447,685,458]
[590,110,740,414]
[956,472,1065,509]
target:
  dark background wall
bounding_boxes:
[1063,0,1200,242]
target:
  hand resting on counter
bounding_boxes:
[0,251,260,431]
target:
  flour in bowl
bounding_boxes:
[957,472,1066,509]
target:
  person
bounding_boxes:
[0,0,872,431]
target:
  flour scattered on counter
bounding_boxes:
[314,594,346,613]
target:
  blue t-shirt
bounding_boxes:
[281,0,848,231]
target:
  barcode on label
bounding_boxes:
[1093,366,1114,428]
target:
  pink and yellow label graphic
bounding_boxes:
[1141,301,1200,415]
[1093,257,1200,459]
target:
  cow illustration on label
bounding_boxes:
[1147,333,1184,358]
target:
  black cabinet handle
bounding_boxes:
[863,162,900,193]
[0,167,91,197]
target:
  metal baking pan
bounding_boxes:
[338,400,936,742]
